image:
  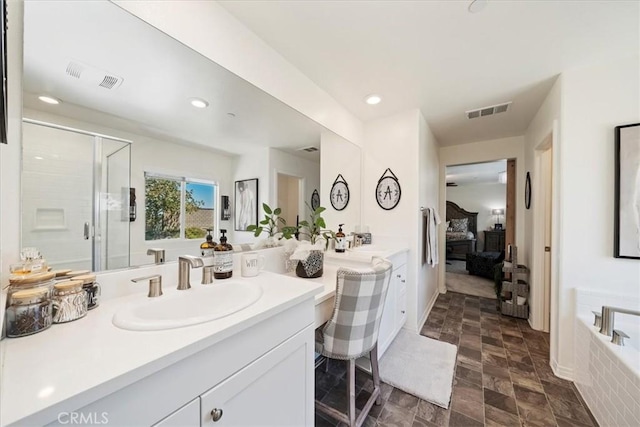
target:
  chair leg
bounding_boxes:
[370,343,382,405]
[347,359,356,427]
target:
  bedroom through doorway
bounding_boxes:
[444,159,514,298]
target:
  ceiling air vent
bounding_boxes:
[465,101,512,119]
[298,146,319,153]
[65,60,124,90]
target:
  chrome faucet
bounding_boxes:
[599,306,640,343]
[178,255,204,290]
[131,274,163,298]
[147,248,165,264]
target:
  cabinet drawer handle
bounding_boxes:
[211,408,223,422]
[401,310,406,314]
[397,274,401,278]
[401,279,406,283]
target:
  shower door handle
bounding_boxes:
[84,222,91,240]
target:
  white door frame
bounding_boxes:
[530,120,560,366]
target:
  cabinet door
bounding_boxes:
[378,276,397,356]
[200,328,312,426]
[396,264,407,329]
[153,398,200,427]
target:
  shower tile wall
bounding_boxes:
[22,122,94,270]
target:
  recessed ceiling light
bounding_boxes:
[38,95,60,105]
[34,156,44,160]
[468,0,488,13]
[189,98,209,109]
[364,94,382,105]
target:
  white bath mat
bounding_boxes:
[379,328,457,409]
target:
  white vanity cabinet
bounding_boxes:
[153,398,200,426]
[378,252,408,356]
[39,301,315,427]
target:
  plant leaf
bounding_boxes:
[315,206,326,215]
[274,207,281,215]
[247,225,257,231]
[253,227,263,237]
[260,219,270,225]
[263,203,272,214]
[316,218,326,229]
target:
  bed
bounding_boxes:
[445,201,478,260]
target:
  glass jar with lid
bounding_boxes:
[74,274,101,310]
[6,287,53,338]
[52,280,88,323]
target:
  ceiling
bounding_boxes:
[446,160,506,187]
[23,1,327,161]
[219,0,640,146]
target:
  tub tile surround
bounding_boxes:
[575,289,640,427]
[315,292,599,427]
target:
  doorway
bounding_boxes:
[276,172,303,230]
[444,159,513,298]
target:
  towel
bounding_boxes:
[423,207,441,267]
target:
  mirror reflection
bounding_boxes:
[22,0,360,272]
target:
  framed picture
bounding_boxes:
[234,178,258,231]
[614,123,640,259]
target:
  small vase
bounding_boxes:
[264,236,278,248]
[295,250,324,278]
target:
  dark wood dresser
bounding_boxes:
[484,230,505,252]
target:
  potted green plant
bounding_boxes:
[292,205,328,278]
[247,203,295,247]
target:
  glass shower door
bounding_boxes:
[21,120,131,271]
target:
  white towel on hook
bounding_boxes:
[424,207,441,267]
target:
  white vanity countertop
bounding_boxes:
[303,246,410,305]
[0,271,322,426]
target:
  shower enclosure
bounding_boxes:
[21,119,131,271]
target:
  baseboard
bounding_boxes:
[418,290,441,332]
[550,357,573,381]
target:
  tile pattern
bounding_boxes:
[315,292,599,427]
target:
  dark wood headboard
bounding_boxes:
[446,201,478,237]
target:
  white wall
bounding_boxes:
[439,136,526,293]
[320,132,362,233]
[417,113,441,330]
[0,0,25,344]
[552,54,640,378]
[269,147,320,228]
[524,77,561,352]
[362,109,439,333]
[113,0,364,147]
[446,183,507,251]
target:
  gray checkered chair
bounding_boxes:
[315,256,393,427]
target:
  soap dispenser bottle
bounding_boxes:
[213,229,233,279]
[335,224,346,253]
[200,228,216,257]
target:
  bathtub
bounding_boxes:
[575,289,640,427]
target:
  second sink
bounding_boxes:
[113,281,263,331]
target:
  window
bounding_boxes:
[145,173,216,241]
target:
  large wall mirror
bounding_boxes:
[21,0,361,272]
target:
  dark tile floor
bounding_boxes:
[315,292,598,427]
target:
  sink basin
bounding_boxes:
[113,281,263,331]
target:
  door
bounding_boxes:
[276,172,302,229]
[541,147,553,332]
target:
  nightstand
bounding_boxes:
[484,230,505,252]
